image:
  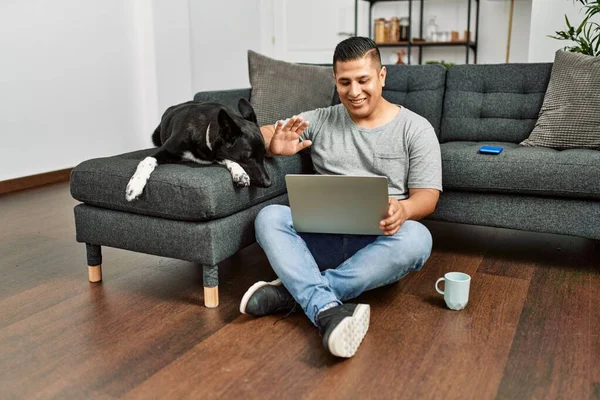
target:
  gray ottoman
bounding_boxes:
[70,148,312,307]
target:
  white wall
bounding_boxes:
[273,0,358,63]
[0,0,266,181]
[528,0,597,62]
[152,0,194,117]
[189,0,263,91]
[0,0,147,181]
[479,0,532,64]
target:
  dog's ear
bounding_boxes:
[217,109,242,143]
[238,98,257,124]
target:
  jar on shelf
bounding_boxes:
[463,30,471,42]
[384,19,391,43]
[426,17,438,42]
[399,17,410,42]
[375,18,386,43]
[389,17,400,43]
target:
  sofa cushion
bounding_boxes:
[193,88,251,110]
[521,51,600,150]
[441,63,552,143]
[332,64,446,136]
[441,142,600,199]
[248,50,335,127]
[70,149,313,222]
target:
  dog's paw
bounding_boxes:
[125,177,145,201]
[232,171,250,187]
[125,157,157,201]
[219,159,250,187]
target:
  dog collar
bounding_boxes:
[206,123,212,151]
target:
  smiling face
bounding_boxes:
[334,55,387,122]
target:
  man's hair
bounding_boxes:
[333,36,382,73]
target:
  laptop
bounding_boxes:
[285,174,389,235]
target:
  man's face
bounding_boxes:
[334,56,386,120]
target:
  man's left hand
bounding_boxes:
[379,197,407,236]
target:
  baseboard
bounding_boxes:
[0,168,73,195]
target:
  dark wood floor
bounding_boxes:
[1,182,599,400]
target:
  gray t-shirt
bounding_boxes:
[298,104,442,199]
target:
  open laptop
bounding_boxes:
[285,174,389,235]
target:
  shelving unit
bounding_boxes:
[356,0,480,65]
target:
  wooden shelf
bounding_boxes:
[367,0,411,2]
[362,0,480,64]
[416,41,477,50]
[366,0,479,3]
[377,41,476,49]
[376,41,409,46]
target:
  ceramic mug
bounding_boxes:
[435,272,471,310]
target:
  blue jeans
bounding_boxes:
[254,205,433,325]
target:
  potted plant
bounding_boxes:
[424,60,456,69]
[551,0,600,56]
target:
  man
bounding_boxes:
[239,37,442,358]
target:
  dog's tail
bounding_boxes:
[151,125,161,147]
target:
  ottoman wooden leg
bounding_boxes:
[203,264,219,308]
[86,243,103,283]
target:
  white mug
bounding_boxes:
[435,272,471,310]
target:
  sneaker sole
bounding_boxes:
[239,279,282,315]
[326,304,370,358]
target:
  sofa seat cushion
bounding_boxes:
[70,149,313,222]
[441,142,600,199]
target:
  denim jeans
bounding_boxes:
[254,205,433,325]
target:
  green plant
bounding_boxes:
[424,60,456,69]
[550,0,600,56]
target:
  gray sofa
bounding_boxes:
[70,62,600,307]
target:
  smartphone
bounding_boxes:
[478,146,503,155]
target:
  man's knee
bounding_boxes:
[254,205,292,237]
[393,220,433,269]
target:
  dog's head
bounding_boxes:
[215,99,271,188]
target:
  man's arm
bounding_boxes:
[260,125,276,157]
[379,122,442,235]
[400,188,440,220]
[379,188,440,235]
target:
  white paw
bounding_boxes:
[232,171,250,187]
[219,159,251,187]
[125,157,157,201]
[125,176,146,201]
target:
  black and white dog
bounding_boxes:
[125,98,271,201]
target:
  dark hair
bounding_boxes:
[333,36,381,72]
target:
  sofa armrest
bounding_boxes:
[193,88,251,110]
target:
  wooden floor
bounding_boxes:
[1,182,599,400]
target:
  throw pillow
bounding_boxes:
[520,50,600,150]
[247,50,336,127]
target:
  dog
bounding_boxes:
[125,98,271,202]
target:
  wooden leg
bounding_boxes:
[88,265,102,282]
[86,243,102,283]
[203,264,219,308]
[203,286,219,308]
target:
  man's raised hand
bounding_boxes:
[269,116,311,156]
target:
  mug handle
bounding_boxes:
[435,277,445,295]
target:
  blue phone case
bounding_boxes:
[479,146,503,154]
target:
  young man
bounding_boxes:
[239,37,442,358]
